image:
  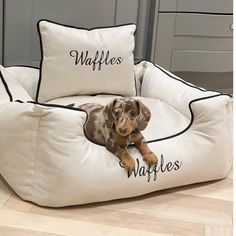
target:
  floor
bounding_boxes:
[0,171,233,236]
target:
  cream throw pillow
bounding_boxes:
[36,20,137,103]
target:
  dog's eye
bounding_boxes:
[114,110,120,117]
[130,111,137,117]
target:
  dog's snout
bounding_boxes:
[119,127,128,134]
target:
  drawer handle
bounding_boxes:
[230,23,233,31]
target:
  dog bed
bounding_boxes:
[0,61,233,207]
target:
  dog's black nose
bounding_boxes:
[119,128,128,134]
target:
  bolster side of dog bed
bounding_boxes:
[139,61,233,178]
[0,102,88,204]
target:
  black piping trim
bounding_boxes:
[16,92,232,147]
[27,101,105,146]
[146,94,230,144]
[14,100,24,103]
[89,93,124,97]
[27,101,86,112]
[35,19,137,103]
[0,70,13,101]
[134,60,233,98]
[158,11,233,15]
[155,65,205,92]
[37,18,137,32]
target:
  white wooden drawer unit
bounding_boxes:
[153,0,233,72]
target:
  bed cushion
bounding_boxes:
[4,66,39,101]
[36,20,136,103]
[47,95,190,142]
[0,66,32,103]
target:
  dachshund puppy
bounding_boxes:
[80,98,158,171]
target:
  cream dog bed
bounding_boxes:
[0,61,233,207]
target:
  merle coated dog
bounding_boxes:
[80,98,158,171]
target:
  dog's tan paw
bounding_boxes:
[143,152,158,166]
[121,156,135,172]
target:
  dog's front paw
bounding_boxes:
[143,152,158,166]
[121,155,135,172]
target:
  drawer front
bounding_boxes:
[176,0,233,13]
[171,50,233,72]
[159,0,177,11]
[175,14,233,37]
[159,0,233,13]
[154,13,233,72]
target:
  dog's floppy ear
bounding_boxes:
[103,99,117,128]
[136,100,151,131]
